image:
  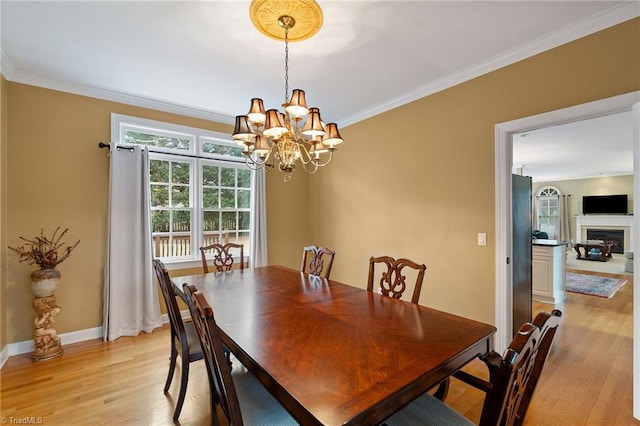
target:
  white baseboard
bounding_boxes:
[0,314,172,370]
[0,326,103,369]
[0,345,9,369]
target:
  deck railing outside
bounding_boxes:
[153,232,230,258]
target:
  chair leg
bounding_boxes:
[173,356,189,421]
[164,346,178,393]
[432,378,450,401]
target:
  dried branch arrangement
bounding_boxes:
[8,227,80,270]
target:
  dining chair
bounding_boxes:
[300,245,336,279]
[152,259,203,422]
[513,309,563,424]
[182,283,298,425]
[384,309,563,426]
[199,242,245,273]
[367,256,427,304]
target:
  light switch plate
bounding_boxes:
[478,233,487,246]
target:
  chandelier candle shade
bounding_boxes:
[233,0,344,181]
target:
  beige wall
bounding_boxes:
[309,18,639,324]
[533,175,634,243]
[265,172,310,268]
[2,18,639,347]
[3,82,311,344]
[4,84,236,343]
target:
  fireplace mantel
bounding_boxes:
[575,215,634,251]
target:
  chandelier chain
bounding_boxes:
[284,26,289,105]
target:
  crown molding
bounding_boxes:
[1,49,15,80]
[340,2,640,127]
[3,3,638,128]
[7,70,235,125]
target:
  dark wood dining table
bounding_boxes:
[172,265,496,426]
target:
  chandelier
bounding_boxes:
[232,0,344,181]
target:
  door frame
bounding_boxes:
[494,91,639,419]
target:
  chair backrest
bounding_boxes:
[479,322,541,426]
[200,243,245,273]
[300,245,336,279]
[367,256,426,304]
[153,259,187,347]
[183,283,244,425]
[479,310,562,426]
[514,309,563,425]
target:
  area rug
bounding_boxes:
[566,272,627,298]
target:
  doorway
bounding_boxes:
[494,91,639,419]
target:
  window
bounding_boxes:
[150,155,193,257]
[112,114,253,267]
[536,186,561,239]
[200,162,251,256]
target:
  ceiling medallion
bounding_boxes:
[249,0,323,42]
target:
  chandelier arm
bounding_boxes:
[295,141,334,168]
[296,141,313,165]
[310,150,334,168]
[263,163,275,173]
[298,150,321,166]
[244,155,275,172]
[244,156,263,170]
[244,146,275,168]
[244,157,265,170]
[301,160,320,174]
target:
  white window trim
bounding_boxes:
[536,185,562,238]
[536,185,562,197]
[111,113,253,269]
[112,113,245,160]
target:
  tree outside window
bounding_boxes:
[118,118,253,263]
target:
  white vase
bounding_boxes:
[30,269,60,297]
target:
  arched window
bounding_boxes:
[535,186,562,239]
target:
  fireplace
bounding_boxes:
[575,215,634,252]
[586,229,624,254]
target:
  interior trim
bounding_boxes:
[340,3,639,127]
[632,101,639,420]
[2,3,637,128]
[495,90,640,420]
[3,66,234,125]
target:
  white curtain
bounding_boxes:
[250,169,268,267]
[103,145,162,341]
[558,194,571,245]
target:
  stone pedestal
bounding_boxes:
[32,294,63,361]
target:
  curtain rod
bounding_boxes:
[97,142,244,163]
[98,142,133,152]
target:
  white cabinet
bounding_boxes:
[532,243,567,304]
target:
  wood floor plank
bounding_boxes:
[445,269,637,426]
[0,270,637,425]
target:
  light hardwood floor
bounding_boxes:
[447,268,637,426]
[1,270,636,425]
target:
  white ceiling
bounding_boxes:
[1,1,638,180]
[513,111,634,183]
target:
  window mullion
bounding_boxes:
[193,158,202,258]
[116,114,253,265]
